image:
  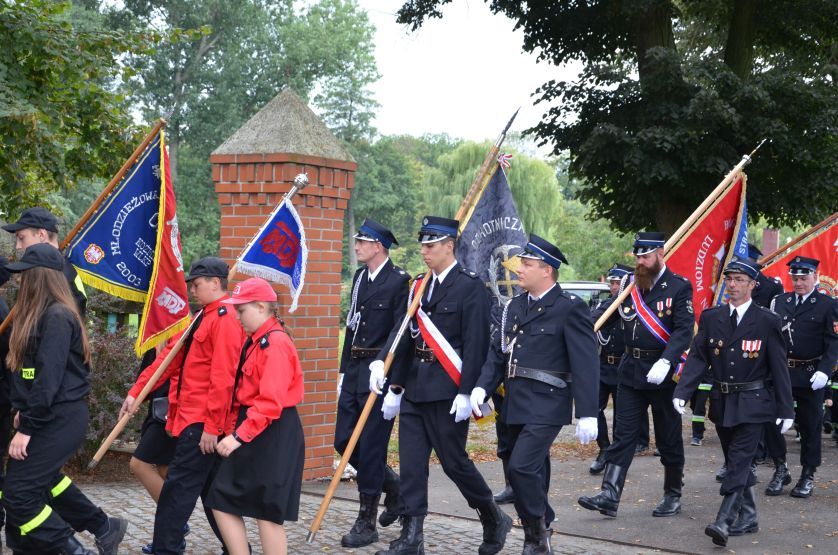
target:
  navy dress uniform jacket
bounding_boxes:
[618,268,694,389]
[339,259,410,393]
[592,295,624,387]
[770,290,838,388]
[675,304,794,427]
[751,271,783,309]
[387,264,490,403]
[478,285,599,425]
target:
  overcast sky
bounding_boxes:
[358,1,579,143]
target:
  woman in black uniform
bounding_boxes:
[3,243,126,554]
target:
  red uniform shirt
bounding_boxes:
[229,318,304,442]
[130,297,245,437]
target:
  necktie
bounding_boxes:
[230,336,255,411]
[176,310,205,399]
[426,278,438,303]
[730,310,738,329]
[796,295,802,308]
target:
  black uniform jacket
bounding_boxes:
[675,303,794,427]
[751,271,784,309]
[11,303,91,435]
[339,259,410,394]
[771,289,838,388]
[617,267,694,390]
[592,295,625,386]
[386,264,490,403]
[478,285,599,426]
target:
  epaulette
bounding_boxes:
[675,274,689,282]
[703,304,723,313]
[218,306,228,316]
[459,267,479,279]
[259,334,270,349]
[393,266,407,276]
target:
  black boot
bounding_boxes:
[494,459,515,504]
[652,466,682,517]
[521,517,552,555]
[59,535,97,555]
[715,463,727,482]
[93,516,128,555]
[764,458,791,496]
[577,463,626,517]
[379,466,405,527]
[589,448,607,475]
[375,515,424,555]
[341,493,380,547]
[704,491,741,547]
[790,466,815,498]
[729,486,758,536]
[476,501,512,555]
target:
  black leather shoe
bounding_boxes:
[94,517,128,555]
[60,535,97,555]
[729,486,758,536]
[715,463,727,482]
[379,466,404,527]
[705,492,741,547]
[765,459,791,496]
[341,493,380,547]
[652,466,682,517]
[476,502,512,555]
[790,467,815,498]
[521,517,552,554]
[578,463,626,517]
[589,449,607,475]
[635,444,649,455]
[375,515,424,555]
[493,484,515,504]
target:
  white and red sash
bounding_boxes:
[411,276,462,386]
[629,277,688,376]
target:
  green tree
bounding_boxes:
[397,1,838,235]
[0,0,146,219]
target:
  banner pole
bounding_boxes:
[758,212,837,268]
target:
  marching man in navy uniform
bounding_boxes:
[673,257,794,546]
[334,218,409,548]
[470,234,599,554]
[370,216,511,555]
[747,244,784,309]
[578,232,693,519]
[589,263,632,474]
[764,256,838,497]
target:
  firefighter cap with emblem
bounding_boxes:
[787,256,819,276]
[354,218,399,249]
[417,215,459,244]
[517,233,568,269]
[633,231,665,256]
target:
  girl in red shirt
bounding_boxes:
[206,277,305,555]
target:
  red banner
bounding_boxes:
[762,221,838,298]
[666,175,747,321]
[136,131,190,354]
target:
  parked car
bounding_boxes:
[560,280,610,308]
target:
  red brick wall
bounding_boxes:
[210,151,356,479]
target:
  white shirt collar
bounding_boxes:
[433,260,458,284]
[729,298,752,321]
[529,283,557,302]
[798,289,815,303]
[367,257,390,283]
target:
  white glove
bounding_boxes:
[450,393,472,423]
[470,387,487,417]
[646,359,671,385]
[369,360,386,394]
[810,371,828,390]
[337,373,344,396]
[575,417,598,445]
[776,418,794,434]
[672,397,686,415]
[381,389,402,420]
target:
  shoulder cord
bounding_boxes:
[345,269,366,331]
[500,298,515,354]
[407,278,421,339]
[618,274,638,322]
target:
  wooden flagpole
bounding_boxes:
[0,119,167,339]
[757,212,837,268]
[306,109,520,543]
[593,139,768,332]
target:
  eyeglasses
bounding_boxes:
[723,276,752,285]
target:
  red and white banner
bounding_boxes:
[666,174,747,321]
[762,219,838,298]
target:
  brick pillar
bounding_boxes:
[211,152,355,479]
[763,228,780,256]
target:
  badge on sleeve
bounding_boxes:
[260,335,270,349]
[218,306,227,316]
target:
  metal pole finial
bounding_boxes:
[293,173,310,189]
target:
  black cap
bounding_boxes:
[723,256,760,280]
[2,207,59,234]
[606,263,633,280]
[185,256,229,282]
[633,232,665,255]
[5,243,65,273]
[418,215,459,244]
[354,218,399,249]
[787,256,819,276]
[517,233,568,269]
[747,243,763,260]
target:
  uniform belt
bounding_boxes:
[507,364,572,389]
[627,347,664,360]
[601,353,622,365]
[714,379,765,394]
[787,357,820,368]
[350,347,381,359]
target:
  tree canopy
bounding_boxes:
[397,0,838,235]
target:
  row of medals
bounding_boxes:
[711,339,760,359]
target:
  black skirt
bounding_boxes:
[206,406,305,524]
[133,413,177,465]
